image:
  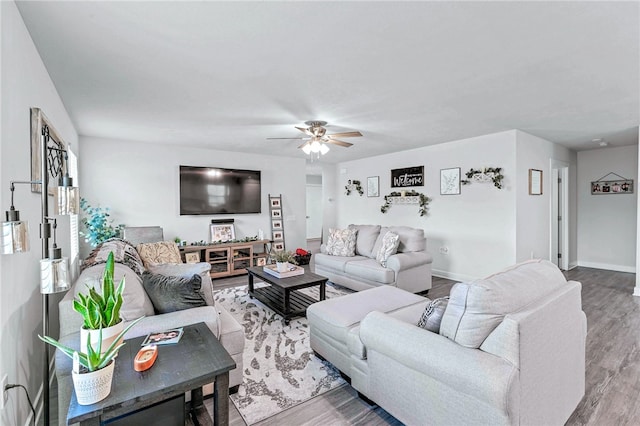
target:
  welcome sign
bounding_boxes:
[391,166,424,187]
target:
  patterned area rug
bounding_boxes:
[214,283,351,425]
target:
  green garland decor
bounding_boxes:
[380,190,432,217]
[345,179,364,196]
[460,167,504,189]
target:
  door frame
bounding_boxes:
[550,159,569,270]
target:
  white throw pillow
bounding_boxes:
[326,228,357,257]
[376,231,400,267]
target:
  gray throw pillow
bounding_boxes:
[417,297,449,333]
[142,271,206,314]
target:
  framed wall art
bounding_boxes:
[367,176,380,197]
[529,169,543,195]
[271,209,282,218]
[210,223,235,242]
[30,107,68,194]
[273,242,285,251]
[272,220,282,229]
[591,172,634,195]
[440,168,461,195]
[272,230,284,241]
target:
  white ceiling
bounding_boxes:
[16,1,640,164]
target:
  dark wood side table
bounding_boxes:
[66,322,235,426]
[246,266,328,324]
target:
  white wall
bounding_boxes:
[515,131,577,264]
[79,137,307,255]
[335,131,518,281]
[1,2,78,425]
[577,145,638,272]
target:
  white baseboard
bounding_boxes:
[568,262,579,270]
[432,269,477,283]
[577,261,636,273]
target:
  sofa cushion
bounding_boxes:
[376,231,400,267]
[344,258,396,284]
[348,224,381,258]
[417,297,449,333]
[147,263,214,307]
[81,238,145,275]
[142,271,207,314]
[314,253,368,273]
[440,259,567,348]
[326,228,358,256]
[136,241,182,268]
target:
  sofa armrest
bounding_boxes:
[320,243,328,254]
[360,311,517,408]
[386,251,432,272]
[123,306,221,340]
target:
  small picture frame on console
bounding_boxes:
[184,252,200,264]
[210,223,235,242]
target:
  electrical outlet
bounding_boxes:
[439,246,449,255]
[1,373,7,410]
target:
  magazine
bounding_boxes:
[141,327,184,346]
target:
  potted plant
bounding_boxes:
[39,317,143,405]
[79,198,125,247]
[74,252,126,354]
[272,250,297,272]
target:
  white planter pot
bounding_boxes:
[276,261,288,272]
[80,321,125,355]
[72,360,115,405]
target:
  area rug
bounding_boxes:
[213,283,351,425]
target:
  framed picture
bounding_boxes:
[273,242,285,251]
[591,179,634,195]
[272,220,282,229]
[256,257,266,266]
[31,108,68,194]
[210,223,235,242]
[272,230,284,241]
[529,169,543,195]
[440,168,461,195]
[185,252,200,264]
[391,166,424,187]
[270,197,281,208]
[367,176,380,197]
[271,209,282,218]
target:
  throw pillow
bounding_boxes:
[136,241,182,268]
[81,238,146,275]
[326,228,357,257]
[417,297,449,333]
[142,271,207,314]
[375,231,400,267]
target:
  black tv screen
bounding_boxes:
[179,166,261,215]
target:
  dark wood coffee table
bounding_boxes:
[246,266,328,324]
[66,322,235,426]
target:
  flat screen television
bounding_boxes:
[179,165,261,215]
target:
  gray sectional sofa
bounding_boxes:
[308,259,587,425]
[314,224,433,293]
[55,240,245,425]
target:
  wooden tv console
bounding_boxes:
[179,239,270,279]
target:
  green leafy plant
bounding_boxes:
[345,179,364,196]
[73,252,124,330]
[272,250,298,264]
[79,198,125,247]
[380,190,432,216]
[39,317,143,372]
[460,167,504,189]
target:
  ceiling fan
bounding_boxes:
[267,121,363,156]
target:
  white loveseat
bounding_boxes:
[308,259,587,425]
[313,224,433,293]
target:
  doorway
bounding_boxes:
[306,176,323,240]
[550,160,569,270]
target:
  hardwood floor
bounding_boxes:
[49,265,639,425]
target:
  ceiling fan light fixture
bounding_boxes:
[302,144,312,155]
[310,140,322,153]
[320,143,330,155]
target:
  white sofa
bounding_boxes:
[308,259,587,425]
[314,224,433,293]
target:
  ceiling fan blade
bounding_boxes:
[325,139,353,147]
[327,131,362,138]
[266,137,307,140]
[295,126,313,136]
